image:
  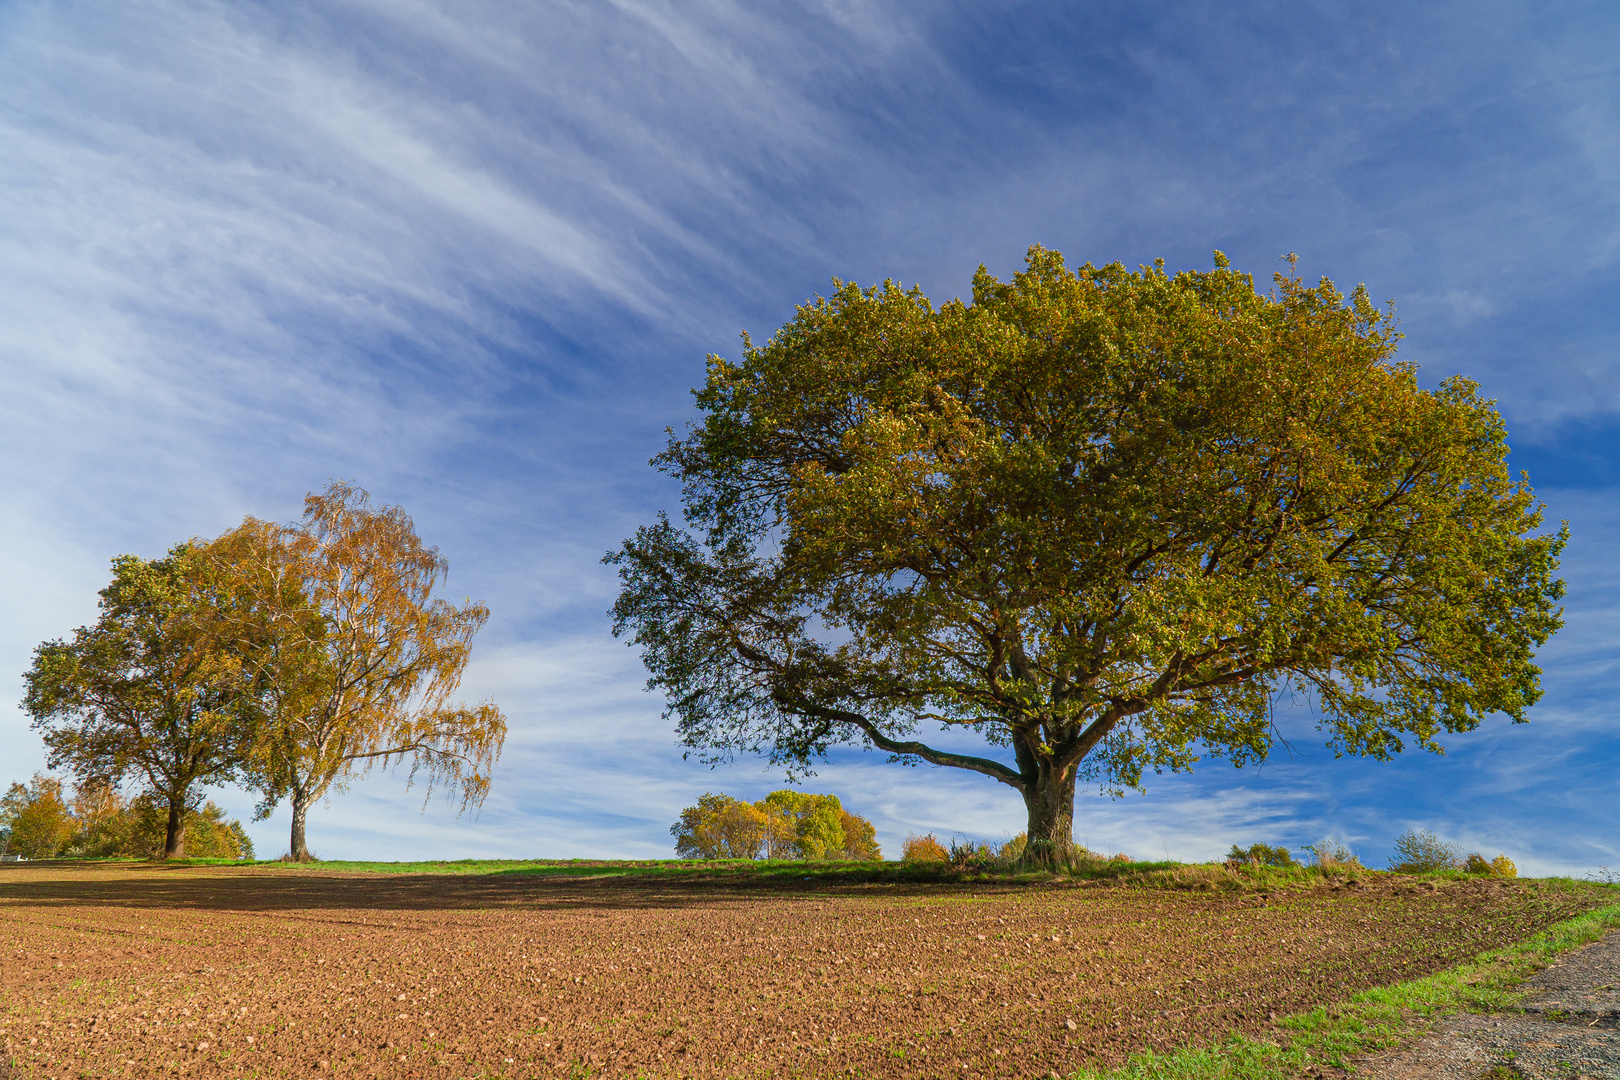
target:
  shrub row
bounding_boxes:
[894,826,1520,877]
[1224,828,1517,876]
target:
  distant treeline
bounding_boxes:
[672,791,880,861]
[0,773,252,860]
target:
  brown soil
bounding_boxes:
[0,864,1609,1079]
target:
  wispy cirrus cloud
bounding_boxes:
[3,0,1618,871]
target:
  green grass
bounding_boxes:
[39,853,1524,894]
[251,856,886,879]
[1067,892,1620,1080]
[240,854,1215,886]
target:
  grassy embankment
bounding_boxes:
[37,852,1582,894]
[112,853,1358,886]
[149,853,1557,893]
[59,853,1195,882]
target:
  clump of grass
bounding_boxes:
[1133,864,1248,893]
[947,836,1000,869]
[1121,859,1364,894]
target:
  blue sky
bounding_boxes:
[2,1,1616,873]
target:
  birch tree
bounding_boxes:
[212,482,506,861]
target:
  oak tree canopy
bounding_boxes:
[609,247,1565,863]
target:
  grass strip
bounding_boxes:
[1069,894,1620,1079]
[238,855,1232,887]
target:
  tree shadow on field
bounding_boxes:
[0,861,999,915]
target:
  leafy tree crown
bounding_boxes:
[610,247,1565,799]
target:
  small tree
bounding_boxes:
[761,791,846,859]
[610,247,1565,865]
[209,483,506,861]
[671,793,767,858]
[0,775,74,858]
[838,809,881,860]
[670,790,882,859]
[1390,828,1462,872]
[758,800,798,858]
[23,549,255,857]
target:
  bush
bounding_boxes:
[946,837,998,869]
[1462,852,1517,877]
[181,801,255,860]
[1227,842,1296,868]
[1390,828,1462,873]
[1305,836,1361,870]
[902,833,949,862]
[999,833,1028,863]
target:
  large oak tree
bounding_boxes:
[609,248,1565,863]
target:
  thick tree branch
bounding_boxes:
[796,700,1027,791]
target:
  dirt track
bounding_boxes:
[0,864,1609,1078]
[1352,929,1620,1080]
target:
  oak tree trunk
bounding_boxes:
[163,799,185,859]
[1019,748,1079,867]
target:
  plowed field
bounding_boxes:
[1,863,1609,1079]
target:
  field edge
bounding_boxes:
[1066,893,1620,1080]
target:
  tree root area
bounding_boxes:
[0,864,1608,1078]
